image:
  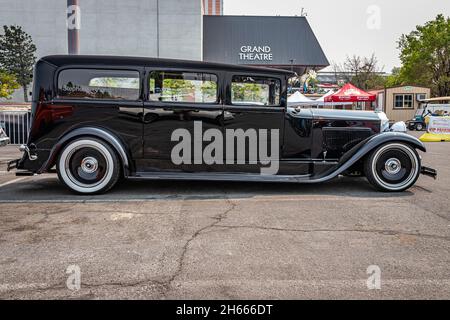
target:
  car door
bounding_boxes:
[222,73,285,175]
[141,68,224,172]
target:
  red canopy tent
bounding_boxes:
[324,83,376,103]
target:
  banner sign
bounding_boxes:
[427,116,450,135]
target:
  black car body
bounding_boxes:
[8,55,436,194]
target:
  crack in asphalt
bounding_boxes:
[82,279,169,296]
[0,198,235,298]
[165,194,237,292]
[211,225,450,242]
[0,279,169,298]
[406,198,450,222]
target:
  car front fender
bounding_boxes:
[314,132,426,182]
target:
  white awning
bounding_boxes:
[287,91,314,106]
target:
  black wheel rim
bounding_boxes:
[375,149,413,185]
[66,147,108,186]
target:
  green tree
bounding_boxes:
[0,71,19,99]
[200,81,217,102]
[396,14,450,96]
[333,54,385,90]
[232,83,263,103]
[384,67,402,88]
[163,79,195,101]
[0,25,37,102]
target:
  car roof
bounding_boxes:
[41,55,294,76]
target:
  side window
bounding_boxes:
[231,75,281,106]
[149,71,218,103]
[57,69,140,100]
[404,94,413,108]
[394,94,414,108]
[394,95,404,108]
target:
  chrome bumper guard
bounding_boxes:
[6,144,37,174]
[19,144,38,161]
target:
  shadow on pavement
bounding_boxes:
[0,173,414,202]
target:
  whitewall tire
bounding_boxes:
[364,143,421,192]
[56,138,121,194]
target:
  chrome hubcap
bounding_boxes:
[80,156,98,174]
[385,158,401,175]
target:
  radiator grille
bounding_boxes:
[322,128,372,152]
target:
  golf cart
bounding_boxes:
[407,97,450,131]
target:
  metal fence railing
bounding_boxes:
[0,111,31,145]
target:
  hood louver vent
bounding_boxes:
[322,127,373,154]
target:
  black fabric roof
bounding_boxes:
[203,15,329,72]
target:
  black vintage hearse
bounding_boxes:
[8,55,436,194]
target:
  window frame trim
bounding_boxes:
[229,74,282,108]
[146,70,220,105]
[393,93,414,109]
[54,66,143,102]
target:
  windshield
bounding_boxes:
[415,108,425,116]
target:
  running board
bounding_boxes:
[15,171,35,177]
[130,172,314,183]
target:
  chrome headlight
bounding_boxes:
[377,112,390,132]
[390,121,407,133]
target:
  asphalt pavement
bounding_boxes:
[0,132,449,299]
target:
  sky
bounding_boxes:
[224,0,450,72]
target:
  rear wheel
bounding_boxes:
[415,123,424,131]
[56,138,120,194]
[364,143,421,192]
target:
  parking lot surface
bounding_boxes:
[0,132,449,299]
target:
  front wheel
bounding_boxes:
[57,138,121,194]
[415,123,424,131]
[364,143,421,192]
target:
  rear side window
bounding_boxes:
[57,69,140,100]
[231,75,281,106]
[149,71,218,103]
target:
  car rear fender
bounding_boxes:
[39,127,131,176]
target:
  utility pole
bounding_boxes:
[67,0,80,55]
[156,0,160,57]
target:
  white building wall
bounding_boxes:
[0,0,203,102]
